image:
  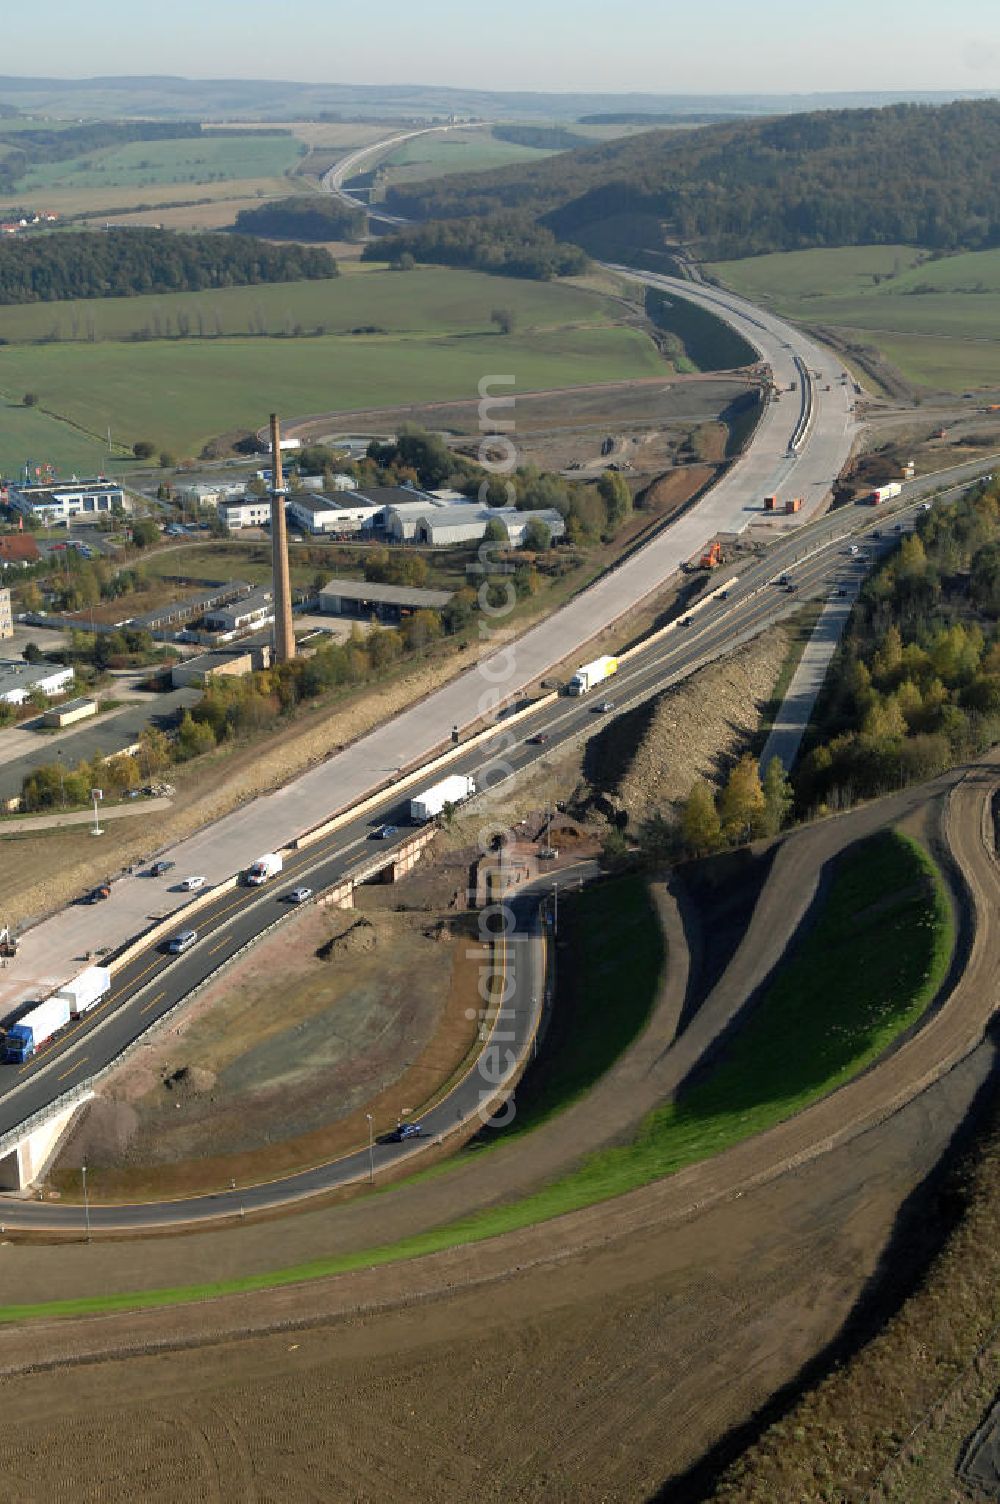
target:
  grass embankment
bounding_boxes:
[705,244,1000,391]
[0,829,953,1323]
[497,875,666,1137]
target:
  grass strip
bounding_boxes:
[0,830,951,1322]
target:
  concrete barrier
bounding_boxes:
[294,691,560,851]
[107,874,241,977]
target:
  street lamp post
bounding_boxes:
[90,787,103,837]
[365,1112,374,1184]
[57,750,65,811]
[81,1164,91,1243]
[553,881,558,936]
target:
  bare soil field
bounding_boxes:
[0,1041,990,1504]
[49,901,483,1200]
[296,375,751,476]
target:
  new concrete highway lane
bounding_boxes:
[0,886,548,1229]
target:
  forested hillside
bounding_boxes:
[382,101,1000,261]
[796,481,1000,811]
[0,228,336,305]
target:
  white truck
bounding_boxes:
[56,965,111,1019]
[410,773,476,824]
[3,995,72,1064]
[245,852,283,886]
[871,481,903,505]
[568,654,618,696]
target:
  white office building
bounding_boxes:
[286,495,378,536]
[8,480,125,524]
[0,659,74,705]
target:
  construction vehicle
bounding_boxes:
[567,655,618,696]
[0,927,17,959]
[699,541,724,569]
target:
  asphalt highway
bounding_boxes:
[0,481,948,1147]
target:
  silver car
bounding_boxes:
[167,928,198,954]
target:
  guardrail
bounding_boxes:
[789,355,814,453]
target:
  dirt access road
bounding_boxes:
[0,755,996,1498]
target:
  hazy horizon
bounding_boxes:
[4,0,1000,96]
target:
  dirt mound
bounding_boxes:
[316,918,378,961]
[611,630,789,823]
[161,1065,216,1099]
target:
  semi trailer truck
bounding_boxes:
[871,482,903,505]
[567,655,618,696]
[245,852,283,885]
[3,995,72,1064]
[410,774,476,823]
[56,965,111,1019]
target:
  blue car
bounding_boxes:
[372,823,398,840]
[388,1122,424,1142]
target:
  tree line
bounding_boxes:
[0,228,336,306]
[232,196,366,243]
[364,213,588,280]
[379,100,1000,261]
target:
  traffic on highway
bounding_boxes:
[0,262,992,1228]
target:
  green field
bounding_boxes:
[0,396,139,478]
[706,245,1000,391]
[17,134,304,193]
[0,306,663,458]
[379,127,560,184]
[0,265,624,346]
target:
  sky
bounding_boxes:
[4,0,1000,94]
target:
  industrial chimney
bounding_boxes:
[268,412,296,664]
